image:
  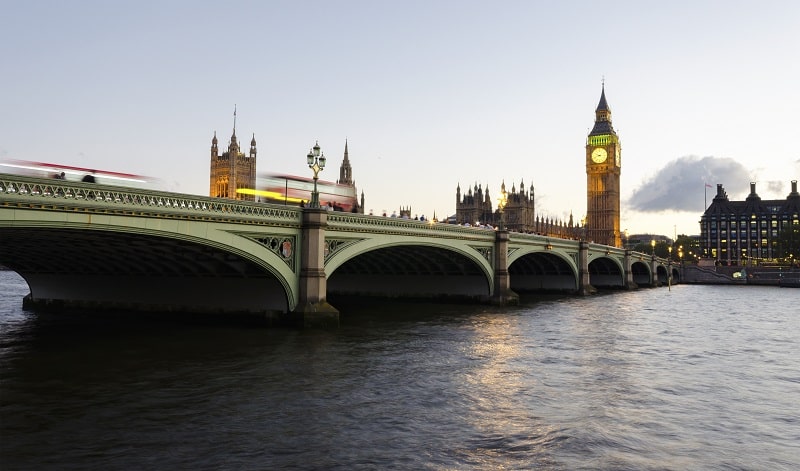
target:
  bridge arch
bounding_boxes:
[324,238,494,300]
[587,255,625,288]
[656,264,670,284]
[631,260,651,287]
[0,219,298,314]
[506,249,579,292]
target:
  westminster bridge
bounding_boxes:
[0,174,677,327]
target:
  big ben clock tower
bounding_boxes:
[586,84,622,247]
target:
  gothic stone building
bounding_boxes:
[209,126,257,201]
[455,180,581,239]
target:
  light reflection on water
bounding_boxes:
[1,270,798,470]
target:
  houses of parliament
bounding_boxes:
[455,85,622,246]
[209,86,623,247]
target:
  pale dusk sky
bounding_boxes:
[2,0,798,239]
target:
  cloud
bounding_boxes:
[627,155,750,212]
[765,180,784,194]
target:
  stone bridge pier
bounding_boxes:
[294,208,339,328]
[490,229,519,305]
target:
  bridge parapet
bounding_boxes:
[328,212,497,241]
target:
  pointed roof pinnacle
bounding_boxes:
[596,82,610,112]
[589,81,615,136]
[343,139,350,163]
[232,104,237,135]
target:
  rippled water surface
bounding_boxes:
[1,270,799,470]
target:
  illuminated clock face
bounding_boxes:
[591,147,607,163]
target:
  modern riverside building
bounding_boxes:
[700,180,800,265]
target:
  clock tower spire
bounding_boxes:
[585,83,622,247]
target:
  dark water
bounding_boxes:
[1,271,798,470]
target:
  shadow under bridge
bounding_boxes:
[327,244,491,300]
[508,251,578,292]
[0,227,290,313]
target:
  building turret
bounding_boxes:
[590,84,615,136]
[209,107,256,201]
[788,180,799,199]
[746,182,760,201]
[228,129,239,155]
[338,140,353,185]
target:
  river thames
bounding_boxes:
[1,270,798,470]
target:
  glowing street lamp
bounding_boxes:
[651,239,656,256]
[581,216,587,241]
[306,141,326,208]
[497,181,508,230]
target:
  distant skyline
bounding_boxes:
[1,0,798,239]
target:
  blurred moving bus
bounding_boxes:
[0,159,159,189]
[238,172,359,212]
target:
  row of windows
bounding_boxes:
[713,250,774,255]
[708,219,798,228]
[704,214,799,222]
[707,230,779,237]
[709,230,778,236]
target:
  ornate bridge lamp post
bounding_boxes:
[497,183,508,230]
[306,141,326,208]
[668,245,673,286]
[651,239,656,256]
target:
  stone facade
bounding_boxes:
[209,112,257,201]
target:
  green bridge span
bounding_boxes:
[0,174,677,327]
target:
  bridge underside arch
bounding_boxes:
[508,252,577,292]
[327,245,490,299]
[657,265,669,284]
[631,261,651,287]
[589,257,624,288]
[0,227,289,314]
